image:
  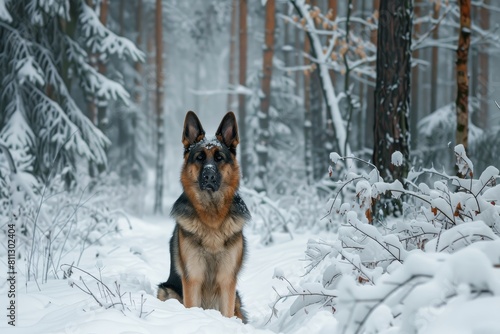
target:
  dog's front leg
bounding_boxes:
[217,278,236,318]
[182,277,202,308]
[178,229,204,308]
[217,235,243,318]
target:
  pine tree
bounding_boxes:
[0,0,144,187]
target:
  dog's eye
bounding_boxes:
[196,153,205,161]
[214,152,224,162]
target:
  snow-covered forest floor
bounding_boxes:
[3,203,500,333]
[0,198,335,334]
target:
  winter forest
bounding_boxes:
[1,0,500,333]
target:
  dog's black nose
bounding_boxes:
[200,165,220,191]
[204,172,216,181]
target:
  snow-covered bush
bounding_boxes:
[269,145,500,333]
[336,242,500,334]
[470,125,500,173]
[0,165,130,284]
[417,99,483,171]
[241,178,339,245]
[62,263,154,318]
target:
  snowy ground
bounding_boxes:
[3,199,500,333]
[0,203,335,334]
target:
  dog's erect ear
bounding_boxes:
[216,112,239,153]
[182,111,205,149]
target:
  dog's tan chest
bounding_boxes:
[177,224,244,311]
[177,215,245,253]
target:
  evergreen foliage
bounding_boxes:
[0,0,143,191]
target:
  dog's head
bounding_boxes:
[180,111,240,200]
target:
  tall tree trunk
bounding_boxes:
[324,0,337,159]
[304,31,313,184]
[119,0,125,36]
[154,0,165,213]
[238,0,248,179]
[283,2,290,71]
[256,0,276,192]
[477,0,489,128]
[470,5,478,101]
[97,0,109,132]
[430,1,440,112]
[357,0,366,153]
[116,0,126,174]
[86,0,97,126]
[366,0,379,153]
[60,4,78,91]
[131,0,143,182]
[294,23,300,97]
[411,0,421,148]
[135,0,143,106]
[194,60,200,113]
[455,0,471,152]
[309,0,324,181]
[311,71,324,180]
[85,0,108,176]
[227,0,238,111]
[147,29,155,148]
[372,0,412,183]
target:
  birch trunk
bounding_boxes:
[292,0,349,158]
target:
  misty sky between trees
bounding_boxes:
[1,0,500,333]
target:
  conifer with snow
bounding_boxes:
[0,0,143,196]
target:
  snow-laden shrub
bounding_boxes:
[0,160,130,285]
[241,180,338,245]
[241,187,295,245]
[62,263,154,318]
[27,180,128,284]
[269,145,500,333]
[417,98,483,171]
[470,125,500,173]
[336,242,500,334]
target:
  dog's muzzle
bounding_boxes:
[200,165,221,191]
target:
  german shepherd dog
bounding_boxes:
[157,111,250,323]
